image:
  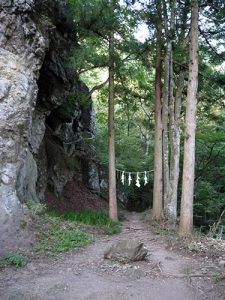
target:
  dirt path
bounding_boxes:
[0,212,223,300]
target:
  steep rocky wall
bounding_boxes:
[0,0,100,251]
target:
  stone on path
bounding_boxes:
[104,239,148,263]
[218,260,225,268]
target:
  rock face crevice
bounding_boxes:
[0,0,100,251]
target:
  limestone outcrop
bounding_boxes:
[0,0,100,251]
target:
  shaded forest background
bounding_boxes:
[68,0,225,236]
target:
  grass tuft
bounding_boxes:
[2,252,27,268]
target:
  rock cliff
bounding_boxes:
[0,0,101,250]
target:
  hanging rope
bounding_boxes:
[117,169,153,187]
[116,169,153,174]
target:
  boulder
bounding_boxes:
[104,239,148,263]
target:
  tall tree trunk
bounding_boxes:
[167,70,184,222]
[162,0,176,216]
[162,41,170,212]
[108,1,117,222]
[167,0,188,223]
[152,1,163,221]
[166,0,175,221]
[179,0,199,236]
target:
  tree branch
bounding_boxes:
[89,77,109,95]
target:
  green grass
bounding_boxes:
[33,223,92,255]
[0,252,27,268]
[32,209,121,256]
[49,209,122,235]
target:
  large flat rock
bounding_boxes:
[104,239,148,263]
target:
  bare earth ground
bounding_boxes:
[0,212,224,300]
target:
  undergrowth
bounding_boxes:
[49,209,121,235]
[32,209,121,255]
[150,220,225,259]
[0,252,27,268]
[33,222,92,255]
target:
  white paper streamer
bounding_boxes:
[121,171,125,185]
[144,171,148,185]
[115,169,153,188]
[135,172,140,187]
[128,173,132,186]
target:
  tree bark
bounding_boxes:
[162,0,175,215]
[108,1,118,222]
[167,70,184,222]
[152,1,163,221]
[179,0,199,237]
[167,0,188,223]
[162,41,170,213]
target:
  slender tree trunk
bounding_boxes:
[179,0,199,236]
[162,42,170,212]
[162,0,175,216]
[167,43,175,221]
[167,70,184,222]
[152,1,163,221]
[108,1,117,222]
[166,0,175,222]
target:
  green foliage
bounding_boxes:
[208,223,225,240]
[105,224,121,235]
[69,0,112,33]
[195,181,225,221]
[69,0,136,39]
[33,224,92,254]
[194,124,225,233]
[49,209,121,235]
[68,0,140,79]
[94,58,154,174]
[32,209,121,255]
[96,115,153,170]
[70,37,108,73]
[95,122,152,172]
[2,252,27,268]
[52,209,106,225]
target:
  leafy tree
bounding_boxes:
[69,0,141,220]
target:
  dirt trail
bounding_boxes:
[0,212,223,300]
